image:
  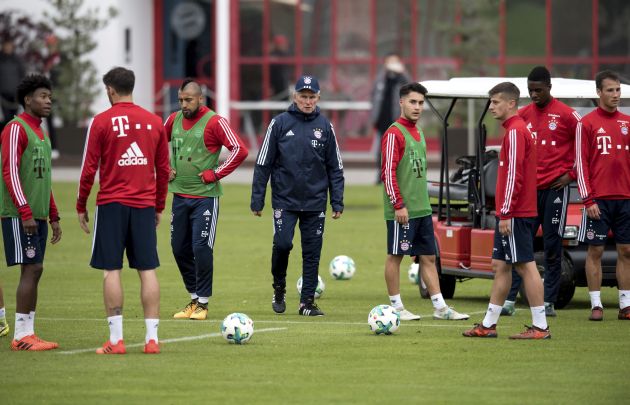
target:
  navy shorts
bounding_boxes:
[1,218,48,266]
[492,217,537,264]
[91,203,159,270]
[386,215,436,256]
[578,199,630,245]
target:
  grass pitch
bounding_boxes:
[1,182,627,404]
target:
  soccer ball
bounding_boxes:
[368,305,400,335]
[329,255,356,280]
[220,313,254,344]
[408,262,420,284]
[296,275,325,298]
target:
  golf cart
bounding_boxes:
[419,77,630,308]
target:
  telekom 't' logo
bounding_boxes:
[596,135,612,155]
[111,115,130,137]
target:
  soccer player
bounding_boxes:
[0,74,61,350]
[463,82,550,339]
[381,82,469,322]
[576,70,630,321]
[251,75,344,317]
[77,67,170,354]
[165,79,248,320]
[0,284,8,337]
[501,66,582,317]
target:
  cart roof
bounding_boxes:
[420,77,630,100]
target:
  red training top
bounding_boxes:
[496,115,538,219]
[77,102,170,213]
[576,107,630,207]
[518,97,581,189]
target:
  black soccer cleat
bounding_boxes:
[272,287,286,314]
[298,300,324,317]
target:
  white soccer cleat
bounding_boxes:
[433,306,469,320]
[397,308,421,321]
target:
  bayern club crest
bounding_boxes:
[303,76,312,84]
[587,231,595,240]
[548,118,558,131]
[274,209,282,219]
[25,247,36,259]
[621,126,628,135]
[400,241,410,251]
[313,128,322,139]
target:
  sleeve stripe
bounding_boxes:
[384,132,396,204]
[9,123,27,206]
[330,123,343,169]
[575,122,589,198]
[572,111,582,121]
[78,119,95,199]
[501,129,517,215]
[215,118,240,174]
[256,119,275,165]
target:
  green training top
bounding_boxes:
[383,122,431,220]
[169,110,223,197]
[0,116,52,218]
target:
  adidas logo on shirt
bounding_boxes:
[285,130,295,136]
[554,197,562,204]
[118,142,148,166]
[597,127,606,134]
[203,210,211,216]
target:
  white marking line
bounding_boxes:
[57,327,287,355]
[42,311,486,328]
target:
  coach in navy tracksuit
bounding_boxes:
[251,75,344,317]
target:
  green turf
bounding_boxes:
[1,183,627,404]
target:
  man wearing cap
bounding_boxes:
[251,75,345,316]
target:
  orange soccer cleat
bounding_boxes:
[11,335,58,351]
[509,325,551,340]
[96,339,126,354]
[462,323,498,338]
[143,339,160,354]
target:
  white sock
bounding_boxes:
[145,318,159,343]
[14,313,29,340]
[482,303,502,328]
[190,293,198,300]
[503,300,515,308]
[589,291,602,309]
[27,311,35,336]
[531,305,547,330]
[107,315,123,344]
[389,294,403,310]
[619,290,630,309]
[430,293,447,311]
[197,297,209,305]
[0,307,5,319]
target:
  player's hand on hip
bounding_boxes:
[586,204,600,220]
[78,211,90,234]
[394,207,409,225]
[550,173,572,190]
[499,219,512,236]
[22,218,38,236]
[332,211,342,219]
[50,221,62,244]
[253,210,262,217]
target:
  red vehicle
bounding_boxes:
[419,77,630,308]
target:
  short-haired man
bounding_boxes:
[0,74,61,350]
[381,82,469,321]
[77,67,170,354]
[463,82,550,339]
[165,79,248,320]
[251,75,344,316]
[502,66,582,317]
[576,70,630,321]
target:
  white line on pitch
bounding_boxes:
[56,327,287,355]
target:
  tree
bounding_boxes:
[44,0,117,127]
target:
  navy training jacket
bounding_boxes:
[251,104,345,213]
